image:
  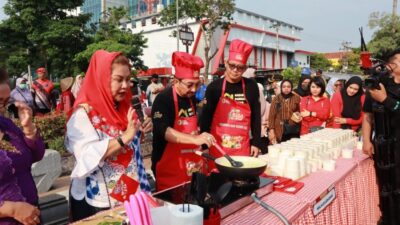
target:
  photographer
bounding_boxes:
[362,50,400,225]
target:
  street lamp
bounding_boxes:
[270,22,280,69]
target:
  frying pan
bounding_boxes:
[195,151,267,178]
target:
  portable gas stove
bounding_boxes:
[152,173,274,219]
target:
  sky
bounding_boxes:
[235,0,396,52]
[0,0,397,52]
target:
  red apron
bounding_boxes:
[209,78,251,171]
[156,87,206,191]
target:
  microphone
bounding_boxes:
[131,97,144,123]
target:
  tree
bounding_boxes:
[368,12,400,60]
[282,66,301,87]
[310,53,331,71]
[159,0,235,81]
[337,51,362,74]
[0,0,91,77]
[74,7,148,71]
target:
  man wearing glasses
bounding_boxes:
[151,51,216,191]
[201,39,262,171]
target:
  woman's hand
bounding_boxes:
[10,202,40,225]
[268,130,277,144]
[15,102,36,137]
[300,110,310,118]
[334,117,346,124]
[121,107,141,144]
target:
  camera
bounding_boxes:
[361,57,390,90]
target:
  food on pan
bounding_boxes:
[216,156,267,168]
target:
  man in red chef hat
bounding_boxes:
[201,39,262,171]
[151,51,216,191]
[32,67,54,115]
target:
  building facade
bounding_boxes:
[81,0,129,25]
[122,8,304,76]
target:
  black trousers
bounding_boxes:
[373,134,400,225]
[69,194,110,222]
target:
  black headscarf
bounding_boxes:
[280,79,293,99]
[341,76,364,120]
[294,75,311,97]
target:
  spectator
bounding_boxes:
[329,76,365,131]
[9,77,35,118]
[326,78,344,99]
[268,79,301,143]
[0,68,45,225]
[146,74,164,106]
[58,77,75,113]
[71,74,84,99]
[31,67,54,115]
[243,68,269,153]
[293,75,311,98]
[300,77,331,135]
[65,50,152,221]
[195,77,207,120]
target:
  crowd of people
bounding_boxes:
[1,39,400,225]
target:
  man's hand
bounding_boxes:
[369,83,387,103]
[250,145,261,157]
[362,140,374,157]
[194,132,216,147]
[140,116,153,133]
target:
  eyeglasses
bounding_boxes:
[227,62,247,72]
[180,80,199,89]
[334,83,342,87]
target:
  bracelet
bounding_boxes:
[116,136,125,147]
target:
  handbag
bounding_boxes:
[283,120,300,136]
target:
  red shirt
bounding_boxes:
[300,95,331,135]
[328,91,365,131]
[32,78,54,94]
[58,90,75,113]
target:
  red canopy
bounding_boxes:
[137,67,172,77]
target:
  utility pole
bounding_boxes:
[270,22,280,69]
[339,41,352,73]
[176,0,179,51]
[393,0,398,17]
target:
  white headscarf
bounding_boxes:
[71,74,83,98]
[16,77,26,87]
[326,77,339,97]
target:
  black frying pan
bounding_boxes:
[196,151,267,178]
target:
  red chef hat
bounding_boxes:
[36,67,46,73]
[228,39,253,65]
[172,52,204,79]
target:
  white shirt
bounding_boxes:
[146,82,164,105]
[65,108,138,208]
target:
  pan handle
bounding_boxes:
[194,150,216,161]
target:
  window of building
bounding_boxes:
[131,21,136,29]
[141,19,146,27]
[151,16,157,24]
